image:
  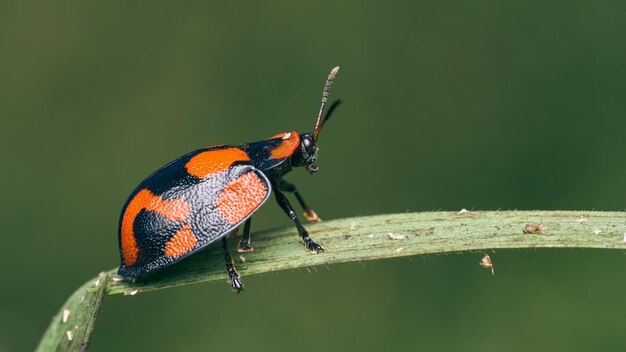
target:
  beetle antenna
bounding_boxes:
[322,99,342,126]
[313,66,340,141]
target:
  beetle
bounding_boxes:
[117,66,342,292]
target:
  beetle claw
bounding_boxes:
[303,237,324,254]
[228,269,244,294]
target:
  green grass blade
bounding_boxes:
[38,211,626,350]
[36,272,109,352]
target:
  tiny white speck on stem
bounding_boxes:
[458,209,470,214]
[66,330,73,341]
[387,232,405,240]
[576,216,588,224]
[394,247,404,253]
[592,229,602,236]
[349,221,358,230]
[62,309,71,323]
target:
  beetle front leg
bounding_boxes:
[222,237,244,293]
[274,190,324,253]
[278,180,321,222]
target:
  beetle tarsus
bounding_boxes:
[223,237,244,293]
[227,267,244,294]
[303,237,324,253]
[237,239,254,252]
[303,209,322,222]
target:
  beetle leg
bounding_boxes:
[274,189,324,253]
[278,180,321,222]
[222,237,244,293]
[237,217,254,252]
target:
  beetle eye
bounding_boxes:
[303,139,311,148]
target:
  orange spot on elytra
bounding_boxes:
[185,148,250,179]
[216,172,267,224]
[165,225,198,257]
[121,189,191,266]
[269,131,300,160]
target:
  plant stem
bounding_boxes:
[37,211,626,350]
[36,272,109,352]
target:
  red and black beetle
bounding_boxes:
[117,67,341,292]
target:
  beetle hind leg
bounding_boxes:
[237,217,254,252]
[222,237,244,293]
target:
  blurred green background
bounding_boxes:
[2,1,626,351]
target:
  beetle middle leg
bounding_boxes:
[237,217,254,252]
[222,237,244,293]
[278,180,321,222]
[274,189,324,253]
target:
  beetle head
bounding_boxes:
[291,133,319,173]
